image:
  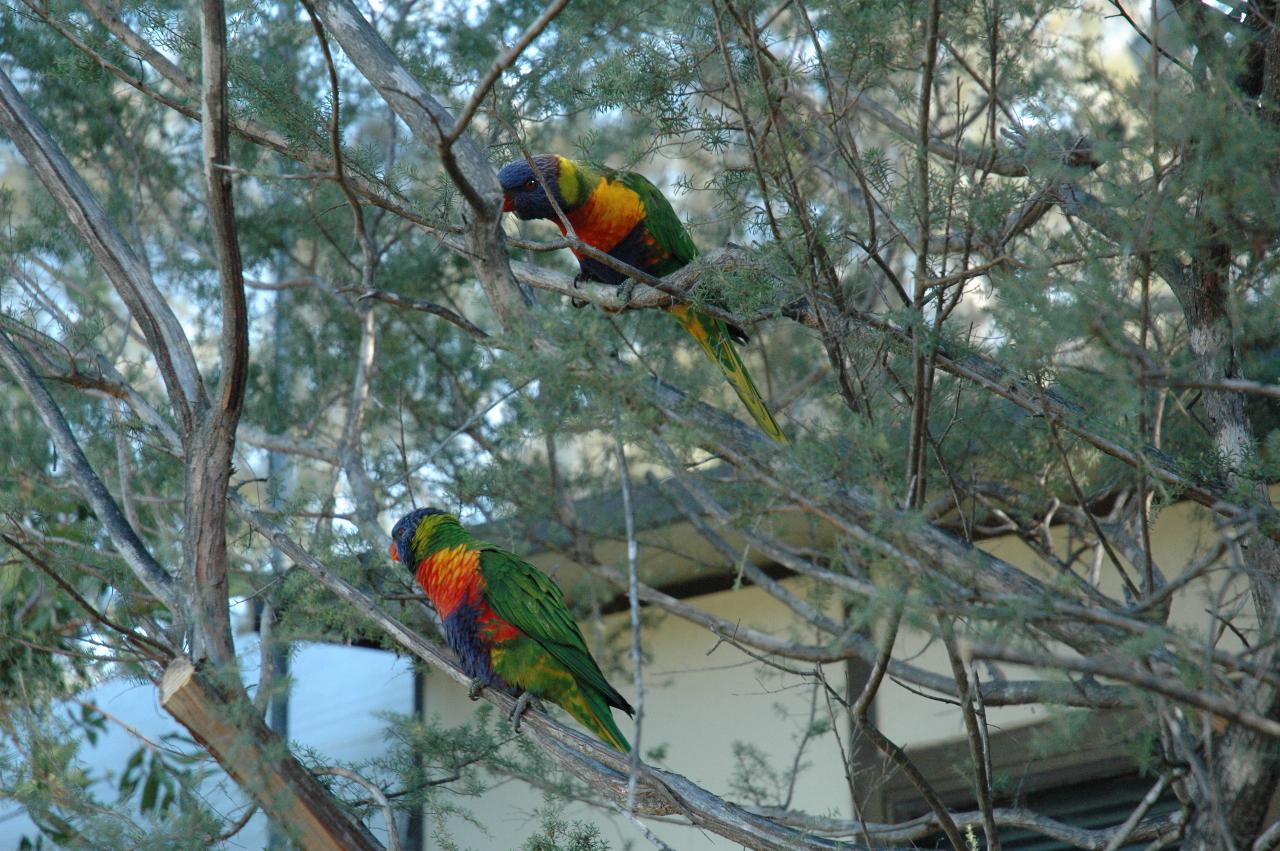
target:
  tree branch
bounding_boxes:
[0,66,205,433]
[0,328,180,612]
[183,0,248,666]
[229,493,872,850]
[308,0,531,331]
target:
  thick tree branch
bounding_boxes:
[161,657,383,851]
[182,0,248,666]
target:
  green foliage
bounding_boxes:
[727,741,786,806]
[0,701,223,849]
[521,806,611,851]
[0,0,1277,844]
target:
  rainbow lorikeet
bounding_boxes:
[498,154,788,443]
[390,507,633,751]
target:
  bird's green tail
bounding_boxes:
[668,305,788,443]
[565,689,631,752]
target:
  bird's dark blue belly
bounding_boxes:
[442,603,507,688]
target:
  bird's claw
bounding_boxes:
[509,691,535,733]
[571,273,590,309]
[468,678,485,701]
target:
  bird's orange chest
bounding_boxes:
[415,546,519,642]
[562,178,647,254]
[415,545,483,618]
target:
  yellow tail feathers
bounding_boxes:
[563,689,631,752]
[667,305,788,443]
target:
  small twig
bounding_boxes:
[73,698,188,757]
[1106,0,1193,73]
[314,766,400,851]
[615,416,645,811]
[616,805,676,851]
[444,0,570,145]
[214,803,259,842]
[1102,773,1171,851]
[352,287,491,341]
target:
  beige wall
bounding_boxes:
[422,488,1274,849]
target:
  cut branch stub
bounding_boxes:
[160,656,384,851]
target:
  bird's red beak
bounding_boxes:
[502,194,514,213]
[389,541,400,562]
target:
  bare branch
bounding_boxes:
[614,422,644,812]
[183,0,249,666]
[1102,774,1172,851]
[964,641,1280,740]
[352,288,492,341]
[314,766,401,851]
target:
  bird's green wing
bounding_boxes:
[477,547,631,711]
[615,169,698,270]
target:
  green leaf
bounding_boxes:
[139,760,160,813]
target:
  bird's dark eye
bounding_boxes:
[524,179,538,190]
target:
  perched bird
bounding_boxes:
[390,507,633,751]
[498,154,787,443]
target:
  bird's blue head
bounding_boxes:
[498,154,568,221]
[389,507,449,567]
